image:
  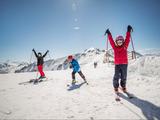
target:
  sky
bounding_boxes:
[0,0,160,62]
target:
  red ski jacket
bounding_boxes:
[108,32,131,65]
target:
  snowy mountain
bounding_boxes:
[16,48,142,73]
[138,48,160,56]
[0,61,28,74]
[0,48,142,73]
[15,48,105,73]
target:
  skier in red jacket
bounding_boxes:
[105,25,133,94]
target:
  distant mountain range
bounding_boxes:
[137,48,160,56]
[0,47,145,74]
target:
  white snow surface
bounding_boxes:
[0,55,160,119]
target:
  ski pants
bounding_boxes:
[38,65,45,77]
[113,64,128,89]
[72,71,86,80]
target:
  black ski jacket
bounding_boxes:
[33,50,48,66]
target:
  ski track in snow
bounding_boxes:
[0,59,160,119]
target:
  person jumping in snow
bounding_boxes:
[32,49,49,80]
[104,25,133,94]
[67,55,88,85]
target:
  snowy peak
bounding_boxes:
[138,48,160,56]
[84,47,101,54]
[82,48,103,57]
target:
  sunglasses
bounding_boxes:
[117,41,123,44]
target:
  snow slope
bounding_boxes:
[0,55,160,119]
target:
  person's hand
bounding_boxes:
[32,49,35,51]
[69,65,72,68]
[104,29,111,36]
[127,25,133,32]
[47,50,49,53]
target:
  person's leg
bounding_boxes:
[38,65,45,77]
[120,64,128,92]
[113,65,120,93]
[72,71,76,84]
[78,71,86,81]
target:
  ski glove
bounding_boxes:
[32,49,35,52]
[127,25,133,32]
[69,64,73,69]
[104,29,111,36]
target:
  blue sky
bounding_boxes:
[0,0,160,62]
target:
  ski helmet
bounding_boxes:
[115,36,124,46]
[68,55,73,60]
[38,52,42,56]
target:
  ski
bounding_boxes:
[18,79,35,85]
[33,77,49,85]
[114,91,134,101]
[67,81,77,87]
[18,77,49,85]
[119,87,134,99]
[123,92,134,99]
[67,81,88,87]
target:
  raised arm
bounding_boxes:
[124,25,133,48]
[43,50,49,57]
[105,29,116,50]
[32,49,38,58]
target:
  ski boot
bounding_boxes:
[114,88,120,101]
[34,79,39,84]
[121,87,127,93]
[114,88,120,94]
[38,76,46,82]
[72,79,76,85]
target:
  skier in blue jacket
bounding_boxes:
[68,55,88,85]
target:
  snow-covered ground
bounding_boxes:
[0,56,160,119]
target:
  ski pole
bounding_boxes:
[130,35,136,59]
[106,35,109,63]
[48,52,54,67]
[48,52,52,60]
[29,51,33,64]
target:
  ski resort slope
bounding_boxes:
[0,56,160,119]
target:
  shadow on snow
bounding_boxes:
[67,82,85,91]
[119,93,160,120]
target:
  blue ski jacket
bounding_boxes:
[70,59,80,72]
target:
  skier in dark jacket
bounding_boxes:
[68,55,88,85]
[105,25,133,94]
[32,49,49,79]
